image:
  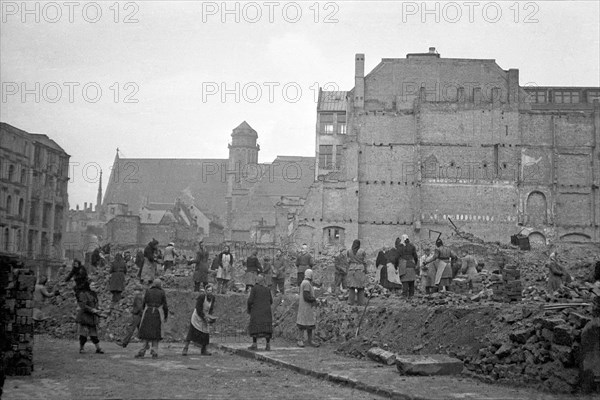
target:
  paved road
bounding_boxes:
[3,335,383,400]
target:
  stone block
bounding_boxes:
[396,354,463,376]
[553,324,574,346]
[510,328,534,344]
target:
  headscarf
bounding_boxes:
[401,234,409,244]
[395,237,402,249]
[151,278,162,288]
[304,269,313,280]
[435,239,443,247]
[351,239,361,255]
[256,274,266,286]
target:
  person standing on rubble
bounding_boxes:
[398,234,419,298]
[136,279,169,359]
[296,269,319,348]
[421,247,437,294]
[333,247,348,296]
[140,239,159,285]
[271,249,287,296]
[546,252,566,293]
[295,244,314,287]
[216,245,233,294]
[245,249,262,293]
[163,242,178,272]
[108,252,127,306]
[347,239,368,306]
[423,239,456,292]
[382,243,402,292]
[118,283,144,348]
[190,241,210,292]
[65,259,88,298]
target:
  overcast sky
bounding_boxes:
[1,0,599,210]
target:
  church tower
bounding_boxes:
[225,121,260,240]
[228,121,259,167]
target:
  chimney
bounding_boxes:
[429,47,436,54]
[76,204,79,211]
[84,202,87,210]
[508,69,519,103]
[354,53,365,110]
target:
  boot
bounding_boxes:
[307,330,320,348]
[297,331,305,347]
[181,345,188,356]
[265,342,271,351]
[151,349,158,359]
[348,289,356,306]
[248,342,258,351]
[201,345,212,356]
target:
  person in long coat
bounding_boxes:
[65,259,88,298]
[383,244,402,291]
[190,241,210,292]
[346,240,368,306]
[271,249,287,295]
[140,239,159,285]
[398,234,419,298]
[546,252,566,293]
[421,248,437,294]
[76,281,104,354]
[333,248,348,295]
[296,269,319,347]
[247,275,273,351]
[244,250,262,292]
[136,279,169,359]
[118,283,144,348]
[182,285,216,356]
[108,252,127,304]
[33,275,59,321]
[216,246,233,294]
[261,257,273,291]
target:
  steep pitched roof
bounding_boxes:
[103,157,229,216]
[232,121,258,137]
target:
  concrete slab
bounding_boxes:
[396,354,464,376]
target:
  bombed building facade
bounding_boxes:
[298,49,600,250]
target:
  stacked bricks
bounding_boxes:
[451,277,470,294]
[492,265,523,302]
[1,266,36,376]
[471,274,485,292]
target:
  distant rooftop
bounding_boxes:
[318,91,348,112]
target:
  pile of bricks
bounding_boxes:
[471,275,485,292]
[1,267,36,376]
[492,265,523,302]
[451,277,470,294]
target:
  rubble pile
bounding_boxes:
[464,307,594,393]
[491,265,523,302]
[2,268,36,376]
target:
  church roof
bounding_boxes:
[232,121,258,137]
[103,157,229,216]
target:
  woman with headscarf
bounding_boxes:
[108,252,127,305]
[375,247,387,285]
[76,281,104,354]
[346,239,368,306]
[136,279,169,359]
[383,243,403,291]
[546,252,566,293]
[182,284,216,356]
[296,269,319,347]
[423,239,456,292]
[247,274,273,351]
[398,234,419,298]
[216,245,233,294]
[421,247,437,294]
[244,249,262,293]
[65,259,88,298]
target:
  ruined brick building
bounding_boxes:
[102,122,314,246]
[298,48,600,251]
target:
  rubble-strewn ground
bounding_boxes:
[36,238,600,394]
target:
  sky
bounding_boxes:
[1,0,599,210]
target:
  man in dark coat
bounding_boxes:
[247,274,273,351]
[76,281,104,354]
[398,234,419,298]
[136,279,168,359]
[140,239,159,284]
[190,241,210,292]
